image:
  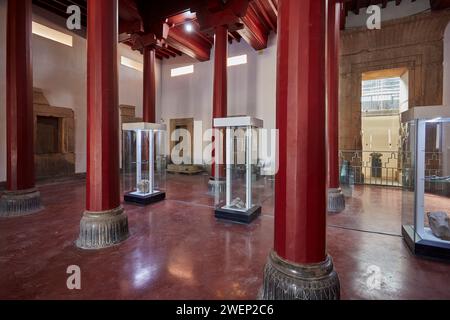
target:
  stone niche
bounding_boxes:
[340,11,450,151]
[33,89,75,179]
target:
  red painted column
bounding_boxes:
[86,0,120,212]
[6,0,34,192]
[77,0,128,249]
[327,0,342,189]
[262,0,339,300]
[143,46,156,123]
[274,0,327,264]
[211,25,228,179]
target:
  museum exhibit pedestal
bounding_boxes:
[76,206,129,250]
[401,106,450,261]
[215,205,261,224]
[0,188,42,217]
[327,188,345,213]
[213,116,264,225]
[402,225,450,260]
[124,191,166,205]
[122,122,167,207]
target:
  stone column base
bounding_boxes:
[0,188,42,217]
[328,188,345,213]
[208,178,226,194]
[76,206,129,250]
[261,250,340,300]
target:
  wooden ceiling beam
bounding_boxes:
[166,25,211,61]
[253,0,277,32]
[238,4,269,50]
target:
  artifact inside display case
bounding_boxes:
[122,122,166,205]
[213,116,263,224]
[401,106,450,260]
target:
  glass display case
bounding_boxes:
[122,122,166,205]
[213,116,263,224]
[401,106,450,260]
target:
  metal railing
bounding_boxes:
[339,150,444,188]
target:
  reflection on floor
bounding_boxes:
[0,174,449,299]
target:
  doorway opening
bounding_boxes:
[360,68,409,186]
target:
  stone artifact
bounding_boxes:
[137,179,150,194]
[427,212,450,241]
[230,198,246,209]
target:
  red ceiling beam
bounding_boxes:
[238,4,269,50]
[166,25,212,61]
[193,0,250,35]
[130,33,158,51]
[253,0,277,32]
[163,45,183,56]
[135,0,204,38]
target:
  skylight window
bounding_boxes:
[171,65,194,77]
[227,54,247,67]
[32,22,73,47]
[121,56,143,72]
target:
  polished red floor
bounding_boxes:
[0,174,449,300]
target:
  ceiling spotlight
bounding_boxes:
[185,23,193,33]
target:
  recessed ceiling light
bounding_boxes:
[185,23,193,33]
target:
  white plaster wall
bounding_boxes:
[345,0,431,29]
[159,33,277,131]
[31,12,88,174]
[0,0,6,183]
[160,54,213,129]
[118,42,164,120]
[0,1,153,181]
[159,34,277,164]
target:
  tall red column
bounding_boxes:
[262,0,340,300]
[76,0,128,249]
[327,0,345,213]
[1,0,41,217]
[209,25,228,190]
[143,46,156,123]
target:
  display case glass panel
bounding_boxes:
[401,116,450,259]
[213,117,263,224]
[122,123,166,205]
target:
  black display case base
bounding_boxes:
[124,191,166,206]
[402,225,450,261]
[215,205,261,224]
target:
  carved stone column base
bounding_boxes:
[0,188,42,217]
[208,178,226,194]
[76,206,129,250]
[328,188,345,213]
[261,250,340,300]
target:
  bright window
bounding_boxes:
[171,65,194,77]
[121,56,143,72]
[32,22,73,47]
[227,54,247,67]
